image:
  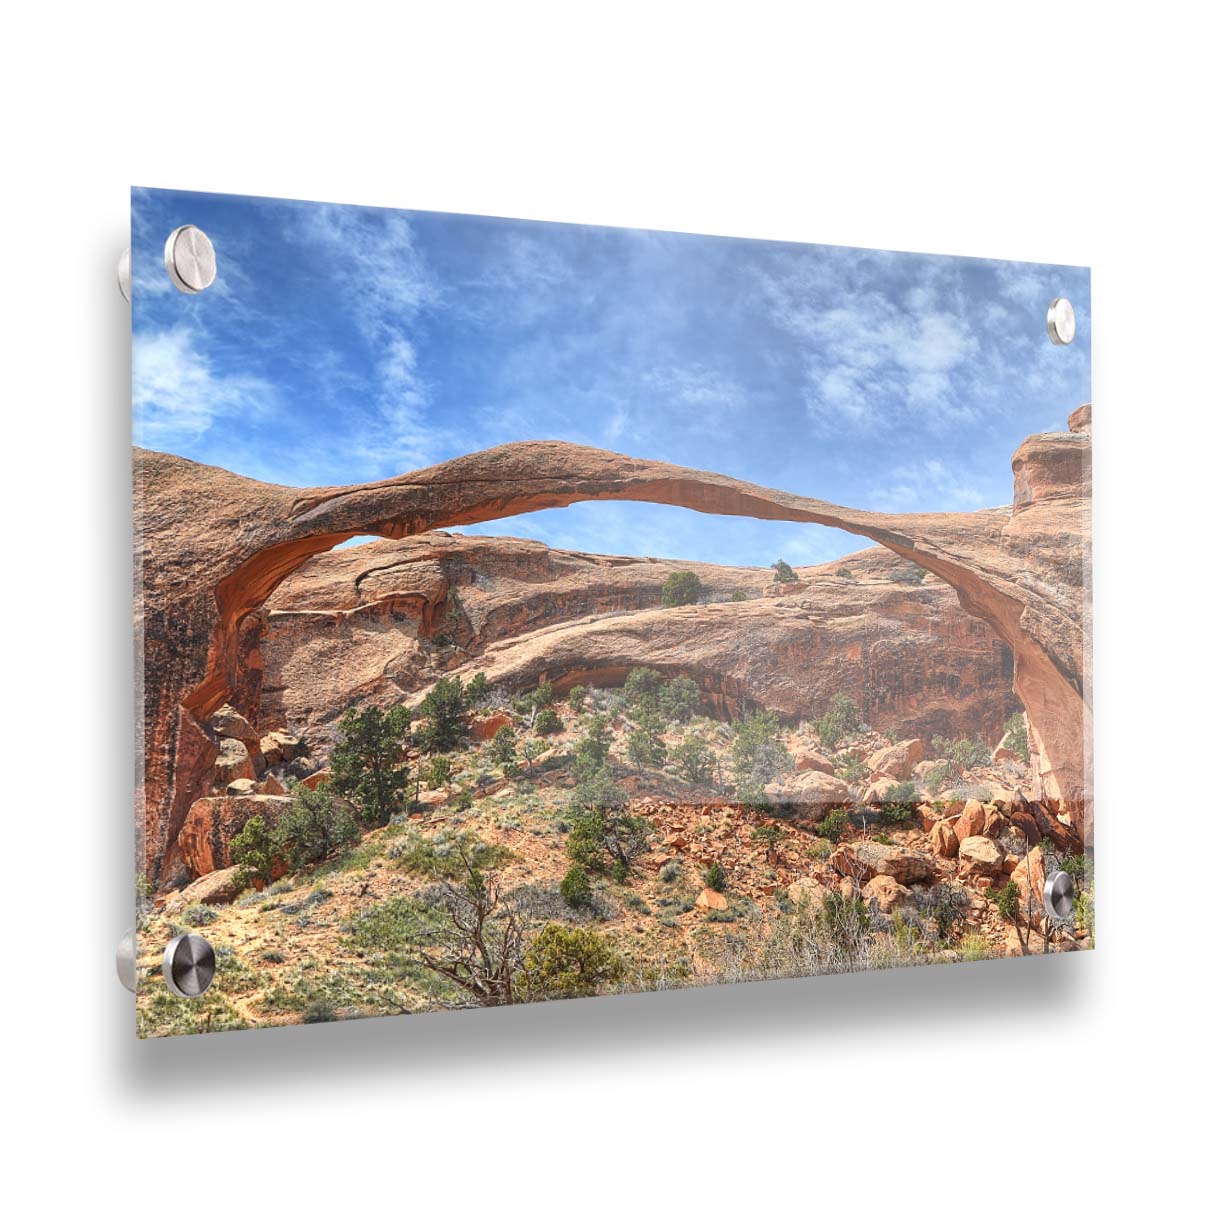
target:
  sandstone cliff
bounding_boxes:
[134,406,1091,883]
[256,537,1014,751]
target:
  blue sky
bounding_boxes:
[132,188,1090,567]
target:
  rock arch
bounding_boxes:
[136,413,1090,883]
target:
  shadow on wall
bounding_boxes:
[116,947,1088,1097]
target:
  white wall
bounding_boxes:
[3,4,1216,1217]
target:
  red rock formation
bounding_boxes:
[259,536,1014,750]
[135,411,1090,883]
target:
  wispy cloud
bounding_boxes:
[870,458,991,513]
[132,326,276,448]
[293,204,443,472]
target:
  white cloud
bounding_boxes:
[293,205,445,473]
[132,326,276,448]
[870,458,989,512]
[643,365,744,413]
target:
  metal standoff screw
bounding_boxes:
[162,933,216,998]
[1043,869,1075,921]
[116,928,137,993]
[163,224,217,294]
[117,247,131,302]
[1046,297,1076,345]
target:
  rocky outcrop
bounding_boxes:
[831,841,938,885]
[135,410,1091,884]
[258,537,1014,751]
[865,738,925,781]
[171,794,292,879]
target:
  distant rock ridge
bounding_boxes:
[256,537,1014,750]
[134,406,1091,883]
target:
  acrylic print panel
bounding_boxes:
[131,188,1093,1037]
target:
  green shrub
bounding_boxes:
[425,755,452,789]
[933,735,991,771]
[527,680,554,714]
[703,862,727,891]
[559,865,594,909]
[816,693,859,748]
[925,760,957,793]
[659,859,681,884]
[275,784,361,873]
[452,786,474,811]
[627,712,666,769]
[751,823,785,853]
[566,770,650,877]
[416,678,467,753]
[303,998,337,1024]
[895,564,926,585]
[661,570,702,607]
[385,828,509,878]
[184,903,217,926]
[230,813,278,887]
[490,724,517,771]
[535,707,563,735]
[730,711,792,805]
[959,933,994,961]
[1002,711,1028,758]
[464,672,492,709]
[990,880,1021,923]
[833,752,867,783]
[836,567,854,580]
[772,559,797,583]
[518,924,624,999]
[522,739,547,774]
[672,734,716,785]
[815,808,849,841]
[921,883,970,941]
[623,667,663,706]
[658,675,700,723]
[567,684,588,713]
[330,704,413,825]
[807,837,834,861]
[574,713,613,780]
[730,590,748,602]
[878,781,919,825]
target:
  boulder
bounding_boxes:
[269,731,303,760]
[831,840,937,884]
[176,794,293,877]
[958,835,1004,874]
[213,737,255,787]
[209,704,260,752]
[918,803,942,832]
[793,746,835,774]
[862,874,913,913]
[866,738,925,781]
[471,711,514,742]
[787,878,831,909]
[764,770,850,809]
[953,799,986,842]
[861,776,900,804]
[164,865,246,911]
[992,741,1020,764]
[1010,846,1048,929]
[982,805,1007,837]
[301,768,330,792]
[225,777,258,797]
[930,820,959,858]
[695,887,728,911]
